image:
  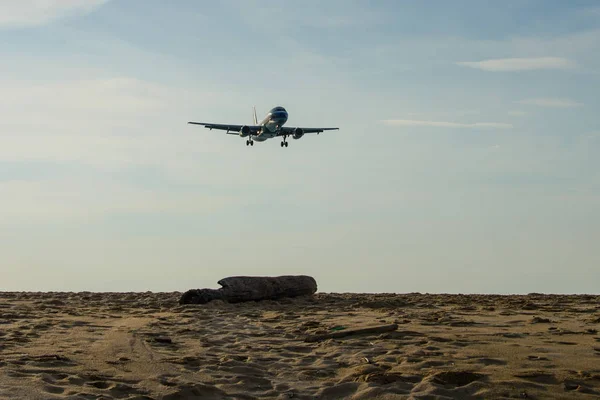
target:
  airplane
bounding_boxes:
[188,106,339,147]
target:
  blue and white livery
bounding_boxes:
[188,106,339,147]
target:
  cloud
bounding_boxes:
[0,75,228,128]
[587,7,600,17]
[0,0,109,28]
[516,98,583,108]
[587,132,600,139]
[0,76,229,170]
[0,78,167,116]
[456,57,576,71]
[508,111,527,117]
[231,1,384,30]
[0,73,294,225]
[380,119,513,129]
[0,179,238,223]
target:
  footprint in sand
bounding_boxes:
[159,374,181,387]
[410,370,483,394]
[527,355,550,361]
[514,370,558,384]
[162,383,228,399]
[555,341,578,346]
[315,382,360,400]
[40,372,70,384]
[86,380,111,389]
[43,384,65,395]
[474,357,507,366]
[498,332,528,339]
[428,336,453,343]
[531,316,552,324]
[430,370,486,386]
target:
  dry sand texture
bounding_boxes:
[1,292,599,399]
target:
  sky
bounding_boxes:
[1,0,599,294]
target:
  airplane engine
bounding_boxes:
[292,128,304,139]
[239,125,251,137]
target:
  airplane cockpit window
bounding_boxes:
[271,111,287,119]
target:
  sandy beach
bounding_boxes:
[1,292,599,399]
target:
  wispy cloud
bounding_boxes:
[0,0,109,28]
[0,76,228,168]
[1,78,167,115]
[587,7,600,17]
[587,131,600,139]
[456,57,576,72]
[0,179,237,222]
[508,111,527,117]
[516,98,584,108]
[380,119,512,129]
[232,1,384,30]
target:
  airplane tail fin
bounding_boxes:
[253,106,258,125]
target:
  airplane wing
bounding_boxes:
[187,122,261,134]
[278,127,339,136]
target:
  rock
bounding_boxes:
[179,275,318,305]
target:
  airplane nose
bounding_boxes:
[272,111,288,122]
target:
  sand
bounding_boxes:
[1,292,599,399]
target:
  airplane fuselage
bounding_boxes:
[187,105,338,147]
[253,107,288,141]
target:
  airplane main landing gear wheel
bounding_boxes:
[281,139,288,148]
[246,140,254,146]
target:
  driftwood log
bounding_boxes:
[179,275,317,305]
[304,324,399,343]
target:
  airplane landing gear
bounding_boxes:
[281,136,289,148]
[246,139,254,146]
